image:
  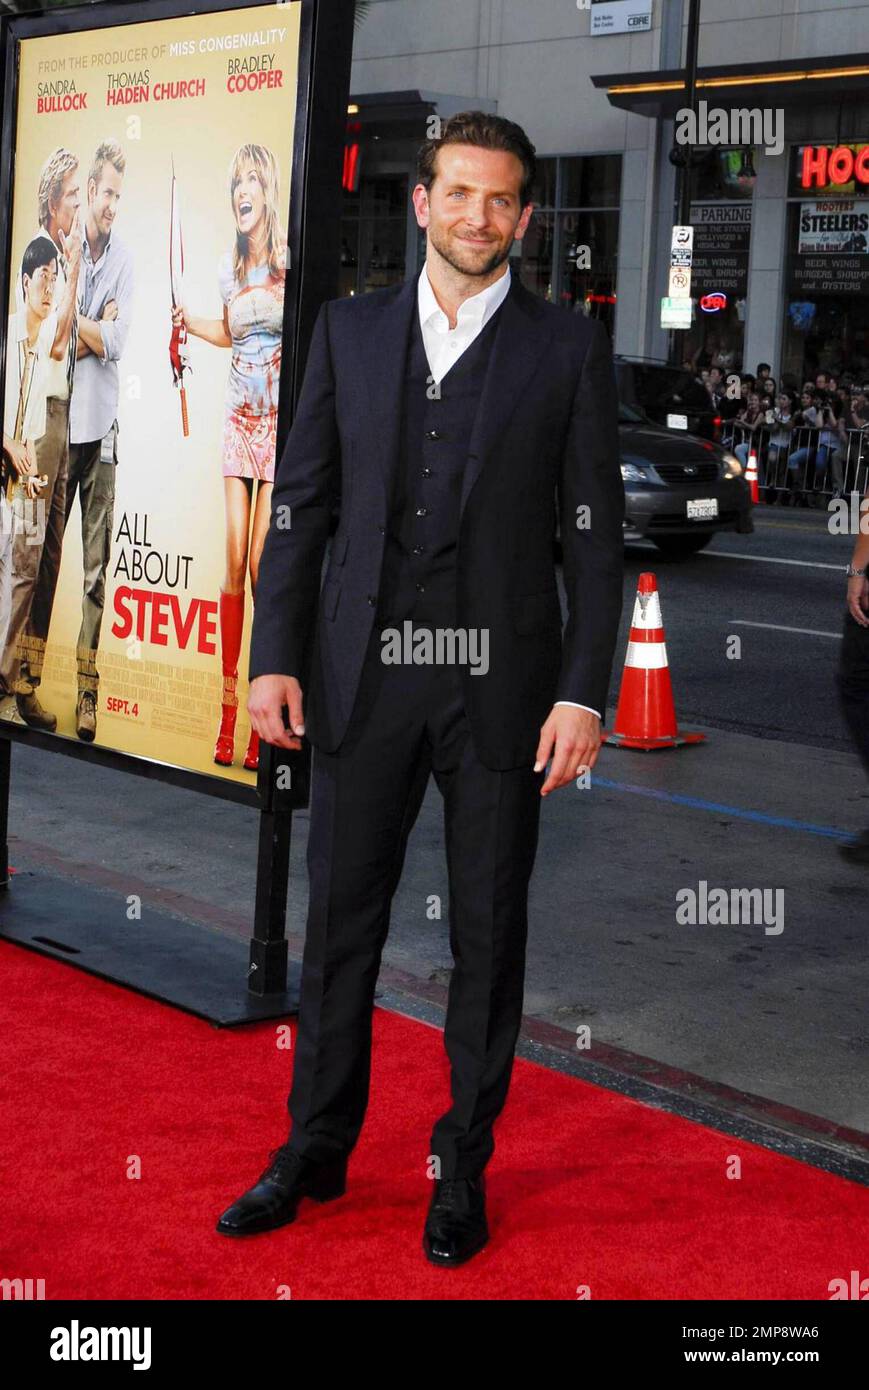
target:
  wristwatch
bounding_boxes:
[846,564,868,577]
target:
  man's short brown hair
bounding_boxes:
[88,139,126,191]
[416,111,537,208]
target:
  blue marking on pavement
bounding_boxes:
[593,777,848,840]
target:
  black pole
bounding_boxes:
[247,0,354,997]
[248,749,305,997]
[678,0,702,229]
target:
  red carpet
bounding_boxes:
[1,939,865,1300]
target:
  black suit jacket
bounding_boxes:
[249,271,625,770]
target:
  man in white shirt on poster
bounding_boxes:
[1,149,82,731]
[1,233,79,711]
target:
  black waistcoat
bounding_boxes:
[376,298,504,630]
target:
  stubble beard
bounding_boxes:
[428,221,512,280]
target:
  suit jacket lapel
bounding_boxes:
[359,275,417,505]
[357,269,557,520]
[461,275,556,519]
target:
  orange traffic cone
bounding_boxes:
[745,451,759,503]
[604,573,705,751]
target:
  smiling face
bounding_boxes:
[89,161,123,239]
[412,143,533,280]
[232,164,266,237]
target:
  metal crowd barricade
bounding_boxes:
[724,421,869,503]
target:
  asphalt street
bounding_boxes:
[4,502,867,1145]
[620,505,856,753]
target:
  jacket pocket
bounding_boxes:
[321,575,341,622]
[331,531,349,566]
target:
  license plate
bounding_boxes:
[667,413,688,430]
[687,498,718,520]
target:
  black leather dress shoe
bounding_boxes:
[423,1176,488,1266]
[216,1144,347,1236]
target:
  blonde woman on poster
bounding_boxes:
[172,143,287,771]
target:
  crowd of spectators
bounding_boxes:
[699,359,869,504]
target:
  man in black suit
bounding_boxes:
[217,112,625,1265]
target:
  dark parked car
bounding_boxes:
[617,400,753,558]
[615,357,723,442]
[327,362,751,562]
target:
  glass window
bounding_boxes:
[340,172,407,294]
[530,156,557,209]
[517,154,621,333]
[781,201,869,388]
[559,210,618,325]
[561,154,621,209]
[687,146,757,201]
[519,209,555,301]
[675,148,756,371]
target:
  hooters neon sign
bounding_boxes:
[801,145,869,189]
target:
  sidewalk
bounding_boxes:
[6,719,868,1141]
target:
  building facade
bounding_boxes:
[344,0,869,388]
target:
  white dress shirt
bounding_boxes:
[70,228,134,445]
[4,308,59,446]
[415,264,600,721]
[418,261,512,386]
[16,228,75,400]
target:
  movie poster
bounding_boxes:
[0,3,302,785]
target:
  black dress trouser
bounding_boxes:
[286,623,545,1179]
[838,608,869,780]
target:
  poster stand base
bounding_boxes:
[0,868,301,1027]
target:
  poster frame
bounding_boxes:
[0,0,348,810]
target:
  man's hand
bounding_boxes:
[847,574,869,628]
[2,437,34,480]
[534,706,601,796]
[248,674,305,750]
[58,219,82,275]
[23,474,46,501]
[102,299,118,322]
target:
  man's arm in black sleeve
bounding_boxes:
[555,318,625,715]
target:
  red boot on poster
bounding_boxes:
[242,600,259,770]
[214,589,244,766]
[243,728,259,772]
